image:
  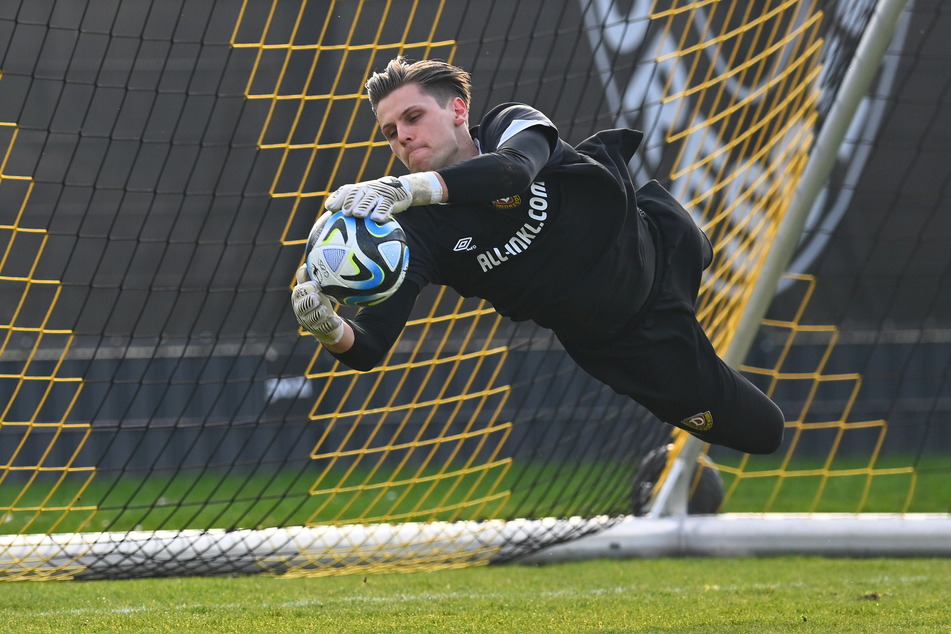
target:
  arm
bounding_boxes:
[327,126,556,220]
[328,280,419,371]
[292,266,420,371]
[437,126,555,203]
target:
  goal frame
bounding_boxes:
[612,0,951,559]
[2,0,946,580]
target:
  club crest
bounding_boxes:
[681,411,713,432]
[492,195,521,209]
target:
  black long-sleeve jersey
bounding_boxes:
[332,103,656,371]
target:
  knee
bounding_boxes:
[734,401,786,454]
[693,398,785,455]
[743,419,785,454]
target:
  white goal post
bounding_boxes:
[8,510,950,581]
[525,514,951,561]
[612,0,951,558]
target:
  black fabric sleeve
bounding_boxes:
[438,127,554,204]
[327,279,420,371]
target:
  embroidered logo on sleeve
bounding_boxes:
[477,182,548,272]
[492,195,521,209]
[681,410,713,431]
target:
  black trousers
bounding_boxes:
[558,180,785,454]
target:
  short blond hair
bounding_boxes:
[365,57,472,114]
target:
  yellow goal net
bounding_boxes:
[1,0,944,579]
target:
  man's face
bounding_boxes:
[375,82,472,173]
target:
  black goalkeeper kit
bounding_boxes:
[332,103,784,454]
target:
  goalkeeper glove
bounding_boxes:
[325,172,443,222]
[292,266,345,346]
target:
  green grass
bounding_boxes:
[3,454,948,541]
[3,557,950,633]
[715,454,951,513]
[0,460,634,535]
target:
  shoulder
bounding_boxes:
[480,102,554,126]
[472,102,558,151]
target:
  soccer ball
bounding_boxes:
[304,210,410,307]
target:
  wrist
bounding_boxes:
[398,172,444,205]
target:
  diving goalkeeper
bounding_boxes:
[292,57,784,454]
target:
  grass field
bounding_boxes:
[4,457,949,632]
[4,454,947,537]
[4,556,950,633]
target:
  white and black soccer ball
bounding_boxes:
[304,211,410,307]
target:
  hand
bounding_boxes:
[325,176,411,223]
[291,267,344,346]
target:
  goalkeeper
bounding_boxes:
[292,57,784,454]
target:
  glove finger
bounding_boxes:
[345,189,372,217]
[301,298,334,329]
[355,193,381,219]
[292,281,319,302]
[295,295,325,327]
[325,185,350,211]
[295,264,310,285]
[370,206,392,224]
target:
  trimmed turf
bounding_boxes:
[4,556,950,633]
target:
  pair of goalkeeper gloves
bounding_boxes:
[292,172,443,345]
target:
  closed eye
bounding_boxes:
[380,107,424,141]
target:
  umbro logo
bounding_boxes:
[453,237,476,252]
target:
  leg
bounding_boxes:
[560,180,784,453]
[561,308,785,454]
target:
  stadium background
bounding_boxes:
[0,0,948,574]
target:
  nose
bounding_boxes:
[398,127,412,146]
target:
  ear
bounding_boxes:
[450,97,468,126]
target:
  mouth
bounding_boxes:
[406,146,427,169]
